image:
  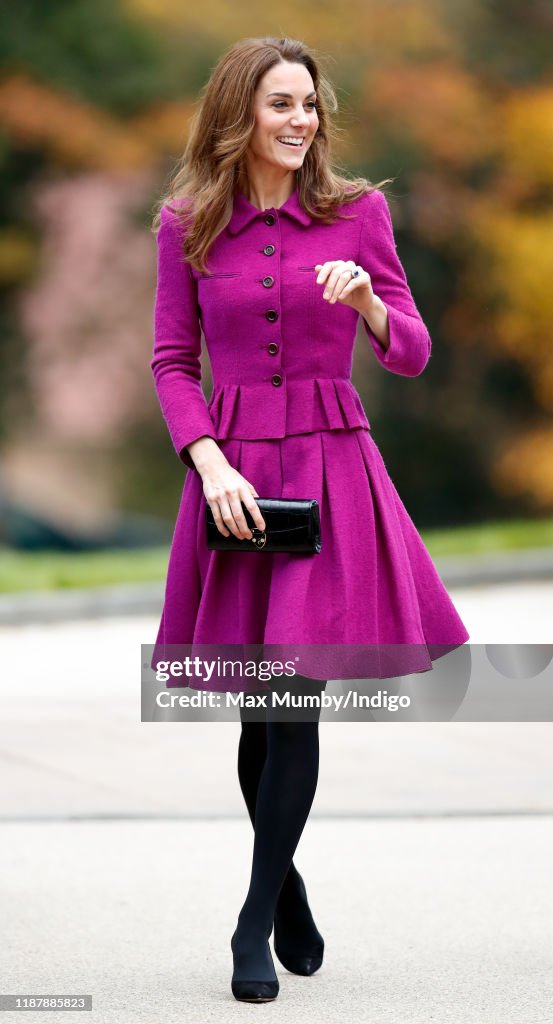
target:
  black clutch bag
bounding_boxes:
[205,497,322,553]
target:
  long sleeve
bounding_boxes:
[151,204,218,470]
[358,190,432,377]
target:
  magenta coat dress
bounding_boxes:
[149,184,470,688]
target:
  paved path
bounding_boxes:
[0,580,552,1022]
[1,816,551,1023]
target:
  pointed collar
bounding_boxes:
[227,186,312,235]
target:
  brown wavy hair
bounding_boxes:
[151,36,396,274]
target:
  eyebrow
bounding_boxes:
[266,91,317,99]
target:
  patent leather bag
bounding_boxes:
[205,497,322,553]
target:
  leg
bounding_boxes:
[231,678,326,999]
[237,715,267,832]
[237,702,323,945]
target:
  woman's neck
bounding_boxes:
[237,173,296,212]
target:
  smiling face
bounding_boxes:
[246,61,319,176]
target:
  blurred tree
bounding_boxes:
[0,0,177,534]
[1,0,170,113]
[0,0,552,534]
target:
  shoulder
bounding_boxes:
[352,187,392,223]
[351,189,398,249]
[324,187,392,233]
[159,195,194,231]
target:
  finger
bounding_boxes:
[330,269,357,303]
[218,496,244,539]
[321,267,339,300]
[315,261,338,285]
[228,494,255,540]
[324,264,350,302]
[209,501,230,537]
[246,487,266,530]
[327,262,361,302]
[242,492,266,532]
[337,280,361,301]
[338,269,370,302]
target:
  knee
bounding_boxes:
[239,718,267,748]
[266,718,320,749]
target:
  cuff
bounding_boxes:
[363,303,432,377]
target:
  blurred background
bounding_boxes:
[1,6,552,1022]
[1,0,553,587]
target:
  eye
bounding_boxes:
[272,101,318,110]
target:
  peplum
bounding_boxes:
[206,376,370,440]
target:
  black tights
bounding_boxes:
[232,676,327,980]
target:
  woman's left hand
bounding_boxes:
[315,260,375,313]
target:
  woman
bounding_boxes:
[150,37,470,1002]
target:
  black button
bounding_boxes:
[262,276,274,288]
[271,373,283,386]
[263,244,275,256]
[265,309,279,322]
[267,343,279,355]
[264,214,276,226]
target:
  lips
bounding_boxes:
[276,138,305,148]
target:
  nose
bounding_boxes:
[290,106,310,129]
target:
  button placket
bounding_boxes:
[261,210,283,385]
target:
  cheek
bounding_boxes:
[250,124,272,154]
[265,116,283,139]
[254,111,278,137]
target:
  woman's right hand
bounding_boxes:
[200,458,266,540]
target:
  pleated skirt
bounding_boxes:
[150,426,470,689]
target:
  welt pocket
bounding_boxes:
[297,265,316,272]
[201,271,242,279]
